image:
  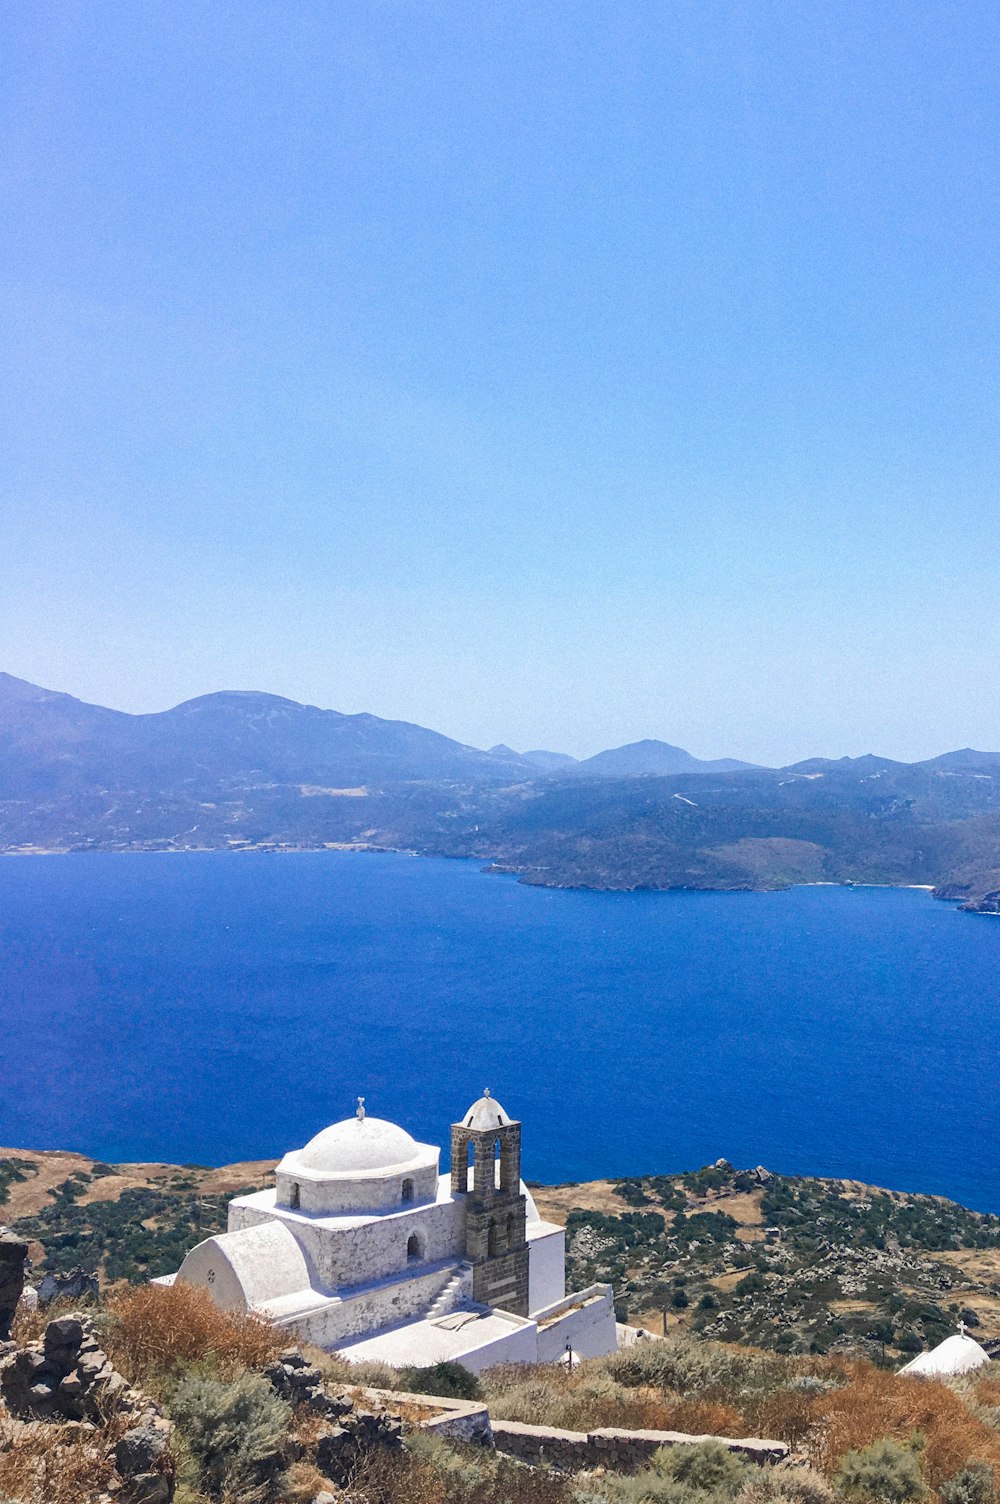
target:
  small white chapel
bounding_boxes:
[164,1091,617,1372]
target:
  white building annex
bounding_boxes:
[165,1092,617,1373]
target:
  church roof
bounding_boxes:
[288,1115,424,1175]
[899,1330,991,1378]
[462,1089,513,1131]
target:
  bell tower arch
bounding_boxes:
[451,1089,529,1315]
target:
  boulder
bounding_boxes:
[43,1315,85,1374]
[115,1422,171,1478]
[0,1229,29,1340]
[123,1475,171,1504]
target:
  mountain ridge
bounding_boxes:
[4,672,1000,910]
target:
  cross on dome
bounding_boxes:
[356,1096,366,1122]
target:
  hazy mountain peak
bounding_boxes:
[575,739,759,777]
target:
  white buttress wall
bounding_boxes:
[229,1195,466,1291]
[526,1222,565,1313]
[534,1285,618,1362]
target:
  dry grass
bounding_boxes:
[0,1412,135,1504]
[103,1281,283,1390]
[482,1361,747,1435]
[283,1457,338,1502]
[806,1364,1000,1485]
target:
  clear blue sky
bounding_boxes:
[3,1,999,764]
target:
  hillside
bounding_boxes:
[0,672,533,795]
[5,674,1000,907]
[5,1147,1000,1366]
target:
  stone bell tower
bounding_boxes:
[450,1090,529,1316]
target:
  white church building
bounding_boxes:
[166,1091,617,1372]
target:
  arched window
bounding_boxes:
[401,1179,414,1203]
[487,1219,498,1258]
[289,1182,300,1210]
[506,1211,515,1247]
[407,1232,422,1262]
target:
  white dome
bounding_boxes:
[462,1090,513,1130]
[292,1116,422,1174]
[899,1332,991,1378]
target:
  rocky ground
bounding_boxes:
[533,1163,1000,1362]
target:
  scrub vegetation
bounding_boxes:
[7,1290,1000,1504]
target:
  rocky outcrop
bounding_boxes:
[313,1404,403,1487]
[37,1265,100,1306]
[0,1229,29,1340]
[0,1313,174,1500]
[265,1348,353,1419]
[263,1347,403,1487]
[960,889,1000,914]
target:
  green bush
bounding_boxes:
[399,1359,482,1401]
[737,1463,835,1504]
[615,1180,652,1206]
[939,1466,996,1504]
[590,1439,752,1504]
[835,1439,927,1504]
[653,1439,751,1495]
[604,1333,776,1399]
[167,1367,291,1500]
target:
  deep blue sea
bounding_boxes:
[2,851,999,1210]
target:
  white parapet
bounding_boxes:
[533,1283,618,1362]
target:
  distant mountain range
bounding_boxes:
[3,671,1000,912]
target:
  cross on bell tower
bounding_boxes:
[451,1089,529,1316]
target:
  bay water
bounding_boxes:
[1,851,998,1209]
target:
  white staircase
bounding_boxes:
[427,1263,471,1321]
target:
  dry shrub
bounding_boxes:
[283,1457,339,1503]
[969,1376,1000,1410]
[477,1360,748,1436]
[103,1280,282,1389]
[308,1347,399,1391]
[809,1366,1000,1485]
[662,1398,748,1436]
[0,1415,122,1504]
[736,1463,836,1504]
[754,1384,826,1449]
[350,1444,448,1504]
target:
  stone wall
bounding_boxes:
[471,1241,530,1316]
[0,1230,28,1341]
[491,1419,789,1474]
